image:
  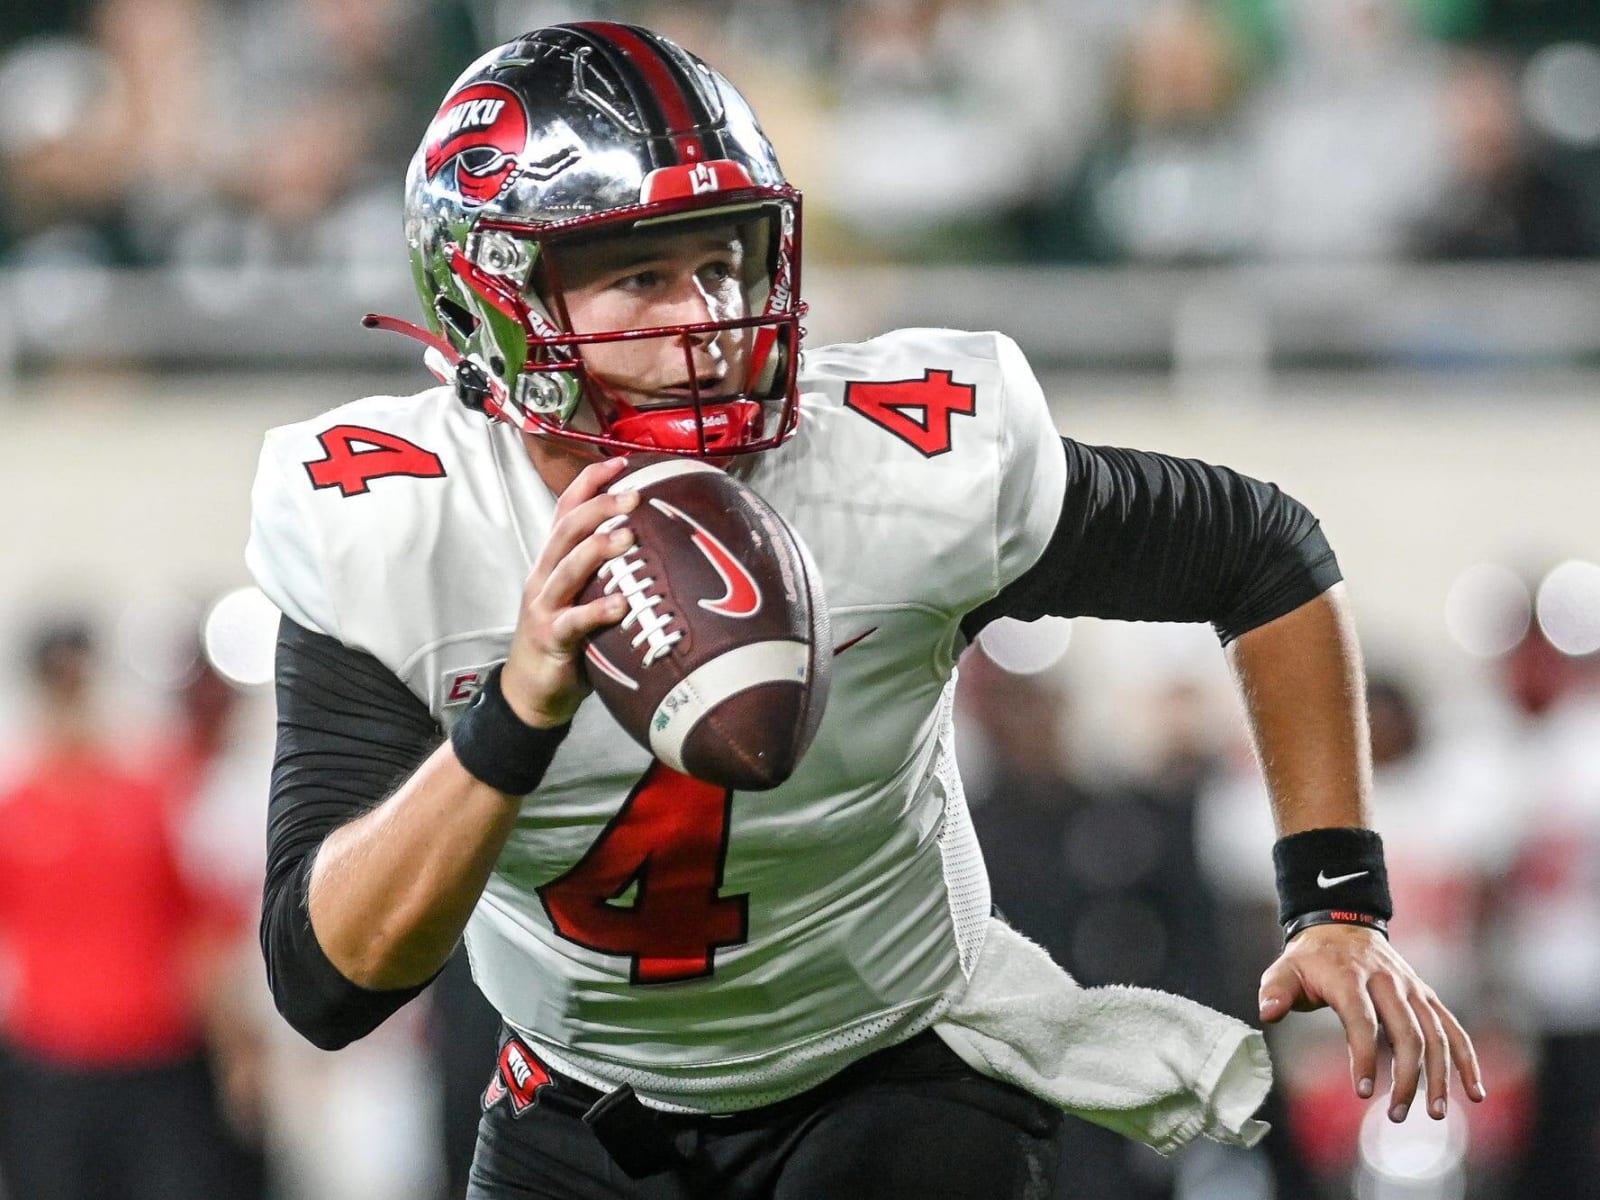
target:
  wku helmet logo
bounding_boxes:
[423,82,528,207]
[650,499,763,618]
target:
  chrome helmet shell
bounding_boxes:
[397,22,804,456]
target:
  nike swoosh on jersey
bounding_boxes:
[1317,869,1370,888]
[650,498,763,618]
[833,627,877,656]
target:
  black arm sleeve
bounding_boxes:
[262,616,445,1050]
[961,438,1342,644]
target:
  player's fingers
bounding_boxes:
[1410,990,1450,1119]
[1370,973,1426,1121]
[1324,979,1382,1100]
[1257,959,1305,1025]
[1433,996,1487,1103]
[540,522,635,612]
[538,489,640,577]
[551,456,631,521]
[549,593,630,653]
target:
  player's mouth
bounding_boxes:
[641,377,731,406]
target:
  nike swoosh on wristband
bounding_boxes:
[1317,869,1370,888]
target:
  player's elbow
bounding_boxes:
[262,933,420,1052]
[260,866,422,1050]
[274,987,364,1052]
[261,916,373,1051]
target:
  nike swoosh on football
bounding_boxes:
[1317,869,1370,888]
[650,498,763,618]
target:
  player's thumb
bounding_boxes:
[1257,962,1299,1024]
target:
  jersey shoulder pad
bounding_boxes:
[798,325,1053,457]
[770,328,1065,612]
[245,387,475,645]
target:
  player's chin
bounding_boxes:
[634,386,734,409]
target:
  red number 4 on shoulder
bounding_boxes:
[843,370,978,458]
[304,425,447,497]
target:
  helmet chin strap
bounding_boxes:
[591,331,766,454]
[607,400,765,454]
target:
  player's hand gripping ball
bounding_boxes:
[578,458,831,790]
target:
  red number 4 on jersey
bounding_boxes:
[843,369,978,457]
[304,425,447,497]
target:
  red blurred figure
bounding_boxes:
[0,618,237,1200]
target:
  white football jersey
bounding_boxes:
[247,327,1066,1111]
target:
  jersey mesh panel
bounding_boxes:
[934,675,990,979]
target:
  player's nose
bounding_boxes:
[667,282,717,338]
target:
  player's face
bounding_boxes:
[548,223,752,410]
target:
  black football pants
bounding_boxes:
[0,1044,244,1200]
[467,1029,1061,1199]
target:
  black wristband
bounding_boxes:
[1272,826,1393,926]
[1283,909,1390,944]
[449,665,570,796]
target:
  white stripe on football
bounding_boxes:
[647,640,810,773]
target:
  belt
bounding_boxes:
[497,1027,952,1178]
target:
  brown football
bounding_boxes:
[578,458,831,790]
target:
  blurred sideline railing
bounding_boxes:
[4,262,1600,381]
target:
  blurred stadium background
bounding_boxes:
[2,1,1599,1198]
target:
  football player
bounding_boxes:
[247,23,1484,1199]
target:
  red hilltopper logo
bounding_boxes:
[482,1038,552,1117]
[423,82,528,206]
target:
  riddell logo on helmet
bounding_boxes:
[423,82,529,207]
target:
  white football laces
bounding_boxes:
[595,515,682,667]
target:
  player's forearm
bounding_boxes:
[308,742,522,990]
[1225,582,1374,835]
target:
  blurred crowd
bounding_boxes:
[958,603,1600,1200]
[0,610,499,1200]
[2,578,1598,1199]
[3,0,1600,273]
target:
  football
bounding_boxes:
[578,458,831,790]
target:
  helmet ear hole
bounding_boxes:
[437,296,477,340]
[755,339,787,399]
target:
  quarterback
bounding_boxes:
[247,23,1483,1199]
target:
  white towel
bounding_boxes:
[934,919,1273,1154]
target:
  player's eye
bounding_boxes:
[617,268,662,291]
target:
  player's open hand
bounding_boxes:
[1258,925,1486,1123]
[501,456,638,728]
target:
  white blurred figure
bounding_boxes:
[825,0,1093,258]
[1486,620,1600,1200]
[1245,0,1450,260]
[1084,0,1259,263]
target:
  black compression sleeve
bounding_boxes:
[962,439,1342,644]
[262,615,445,1050]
